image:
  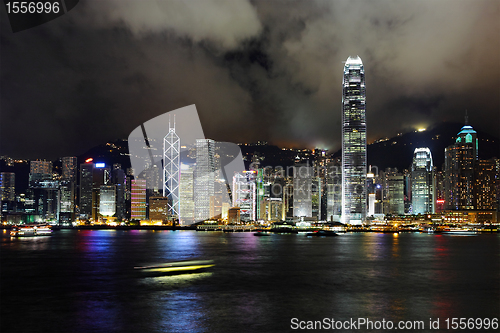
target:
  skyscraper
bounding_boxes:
[112,164,126,220]
[60,157,77,221]
[0,172,15,202]
[387,175,405,215]
[179,163,195,225]
[79,163,94,218]
[342,55,367,224]
[293,164,313,218]
[163,118,181,218]
[411,148,435,214]
[62,157,77,182]
[194,139,215,221]
[233,171,256,222]
[30,160,52,175]
[131,179,147,220]
[99,185,116,217]
[445,125,478,210]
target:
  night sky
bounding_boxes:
[1,0,499,160]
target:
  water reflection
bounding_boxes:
[2,230,498,333]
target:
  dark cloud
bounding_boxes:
[1,0,499,159]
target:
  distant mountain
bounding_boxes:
[77,139,132,170]
[333,122,499,171]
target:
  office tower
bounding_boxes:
[112,164,126,220]
[27,160,58,221]
[367,169,376,217]
[228,207,241,224]
[261,197,283,221]
[0,172,15,201]
[293,164,313,218]
[255,169,266,219]
[342,55,367,224]
[30,160,52,175]
[387,175,405,215]
[29,159,53,186]
[445,125,478,210]
[326,161,342,222]
[149,196,170,222]
[311,177,321,220]
[233,171,256,222]
[62,157,77,182]
[475,159,496,210]
[91,163,111,220]
[142,165,161,194]
[411,148,435,214]
[59,180,74,214]
[99,185,116,217]
[434,170,446,213]
[131,179,147,220]
[79,163,93,218]
[60,157,77,220]
[163,118,180,217]
[179,163,195,225]
[495,159,500,211]
[194,139,215,221]
[79,163,94,218]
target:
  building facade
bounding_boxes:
[341,56,367,224]
[411,148,435,214]
[194,139,215,221]
[131,179,147,220]
[445,125,478,210]
[163,118,180,217]
[233,171,256,222]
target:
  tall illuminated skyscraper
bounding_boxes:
[0,172,15,202]
[445,125,478,210]
[179,163,195,225]
[163,117,180,217]
[62,157,77,182]
[194,139,215,221]
[233,171,256,222]
[79,162,93,218]
[293,164,313,218]
[131,179,147,220]
[342,55,367,225]
[411,148,435,214]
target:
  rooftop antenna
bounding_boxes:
[465,109,468,125]
[168,114,176,131]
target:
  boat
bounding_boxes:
[441,228,478,235]
[10,224,53,237]
[134,260,215,277]
[253,231,271,236]
[305,230,338,237]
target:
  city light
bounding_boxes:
[95,163,105,168]
[85,158,93,163]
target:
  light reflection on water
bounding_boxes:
[1,230,499,333]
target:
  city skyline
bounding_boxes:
[1,0,499,160]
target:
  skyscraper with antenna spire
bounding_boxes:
[163,115,181,219]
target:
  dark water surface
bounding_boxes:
[1,230,499,332]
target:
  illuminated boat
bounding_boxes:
[442,228,478,235]
[10,224,53,237]
[305,230,338,237]
[134,260,215,277]
[253,231,271,236]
